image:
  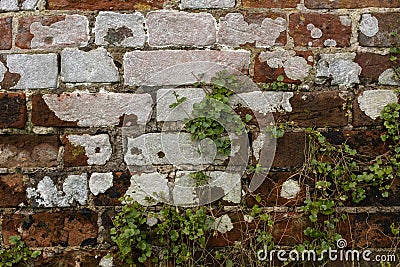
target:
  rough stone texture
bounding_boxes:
[289,13,351,47]
[359,13,400,47]
[123,50,250,86]
[89,172,113,196]
[0,17,12,50]
[218,13,286,48]
[0,0,39,11]
[16,15,88,49]
[0,135,59,168]
[35,92,152,127]
[180,0,235,9]
[305,0,400,8]
[355,53,400,84]
[280,179,300,199]
[357,90,398,120]
[125,133,217,166]
[156,88,206,122]
[230,91,293,115]
[275,91,349,127]
[242,0,298,8]
[0,92,27,128]
[2,210,98,247]
[66,134,112,165]
[315,53,362,86]
[27,174,88,207]
[48,0,165,10]
[147,11,216,47]
[0,54,58,89]
[94,172,131,206]
[61,48,119,83]
[272,132,305,168]
[94,12,145,47]
[254,50,313,83]
[0,174,26,207]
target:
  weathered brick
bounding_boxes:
[289,13,351,47]
[0,174,26,207]
[33,250,105,267]
[218,13,286,48]
[0,92,27,128]
[305,0,400,9]
[61,48,119,83]
[62,134,112,166]
[0,54,58,89]
[147,11,216,47]
[0,17,12,50]
[353,90,398,127]
[254,50,313,83]
[355,53,400,85]
[242,0,298,8]
[276,91,349,128]
[0,135,59,168]
[94,11,145,47]
[48,0,165,10]
[359,13,400,47]
[16,15,89,49]
[2,210,98,247]
[180,0,235,9]
[272,132,306,168]
[0,0,39,11]
[31,92,153,127]
[315,53,361,86]
[94,172,131,206]
[124,50,250,86]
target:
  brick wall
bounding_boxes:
[0,0,399,266]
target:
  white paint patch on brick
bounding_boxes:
[378,69,400,86]
[231,91,293,115]
[259,50,311,81]
[125,133,217,166]
[0,0,38,11]
[0,61,6,81]
[94,11,145,47]
[218,13,286,48]
[30,15,89,49]
[180,0,235,8]
[359,14,379,37]
[125,173,170,206]
[147,11,216,47]
[43,92,153,127]
[324,39,337,47]
[339,16,352,27]
[307,23,322,39]
[124,50,250,86]
[27,174,87,207]
[252,133,265,161]
[316,53,361,86]
[61,48,119,83]
[280,179,300,199]
[89,172,113,196]
[358,90,398,120]
[156,88,206,122]
[212,214,233,234]
[67,134,112,165]
[5,54,58,89]
[99,256,113,267]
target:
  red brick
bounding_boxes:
[254,50,313,83]
[242,0,298,8]
[355,53,400,83]
[31,95,78,127]
[2,209,98,247]
[305,0,400,8]
[289,13,351,47]
[0,17,12,50]
[359,13,400,47]
[33,249,106,267]
[272,132,306,168]
[62,135,89,167]
[0,174,26,207]
[94,172,131,206]
[47,0,165,10]
[0,135,60,168]
[0,93,27,129]
[276,91,349,128]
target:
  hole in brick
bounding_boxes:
[95,147,101,153]
[157,151,165,158]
